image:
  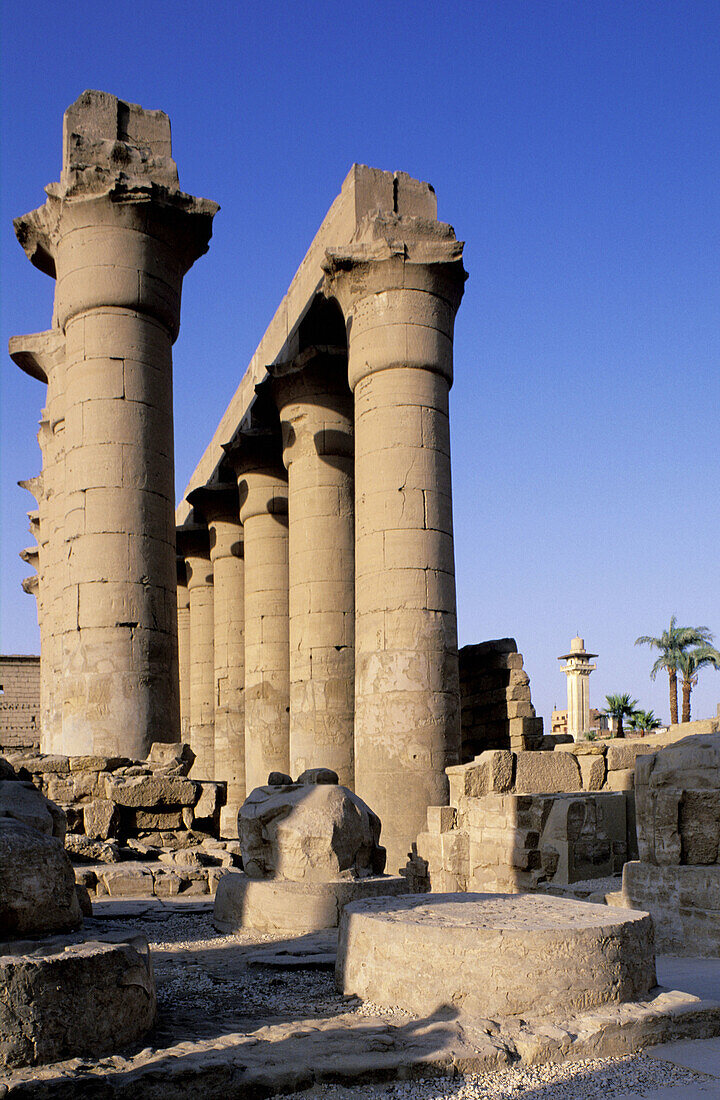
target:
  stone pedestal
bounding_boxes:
[226,434,290,792]
[324,220,466,870]
[271,350,355,787]
[10,90,217,758]
[187,484,246,834]
[179,525,215,778]
[337,893,656,1018]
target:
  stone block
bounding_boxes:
[606,742,659,772]
[555,742,607,756]
[679,791,720,864]
[605,768,634,791]
[64,834,121,863]
[426,805,455,834]
[147,742,195,774]
[446,750,514,803]
[104,774,199,807]
[130,808,184,830]
[83,798,120,840]
[194,781,225,821]
[98,864,154,897]
[514,751,581,793]
[69,756,130,772]
[579,754,606,790]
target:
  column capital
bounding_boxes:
[268,347,353,466]
[222,432,288,524]
[177,523,213,589]
[187,484,244,565]
[22,574,39,597]
[322,215,466,391]
[9,329,65,384]
[14,90,218,339]
[18,474,44,505]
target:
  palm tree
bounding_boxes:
[635,617,713,725]
[677,644,720,723]
[603,693,639,740]
[627,709,662,736]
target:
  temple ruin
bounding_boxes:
[13,90,467,870]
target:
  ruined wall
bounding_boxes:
[459,639,543,758]
[0,656,41,751]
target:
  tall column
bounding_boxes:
[10,330,66,753]
[11,90,217,757]
[178,526,215,777]
[270,350,355,786]
[324,219,467,870]
[224,434,290,792]
[187,484,245,834]
[176,555,191,744]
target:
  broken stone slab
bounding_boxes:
[446,750,514,802]
[68,756,131,772]
[97,864,155,898]
[606,741,662,772]
[193,780,226,821]
[239,782,386,882]
[104,774,199,807]
[514,751,582,793]
[0,932,156,1068]
[64,834,121,863]
[0,820,82,935]
[214,870,409,933]
[337,893,656,1019]
[147,742,195,775]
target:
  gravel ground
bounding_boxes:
[84,907,716,1099]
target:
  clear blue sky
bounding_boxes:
[2,1,718,726]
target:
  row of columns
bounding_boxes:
[178,230,467,869]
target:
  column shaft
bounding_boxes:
[274,358,355,786]
[237,467,290,791]
[185,550,215,778]
[176,562,191,744]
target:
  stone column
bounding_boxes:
[11,90,217,758]
[187,484,246,834]
[10,330,66,753]
[224,434,290,792]
[176,555,191,744]
[178,525,215,778]
[324,219,467,870]
[270,350,355,787]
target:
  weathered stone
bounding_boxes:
[64,834,121,863]
[447,750,514,803]
[98,864,154,897]
[68,756,131,772]
[297,768,340,785]
[75,883,93,917]
[0,779,61,836]
[104,774,199,807]
[239,783,386,882]
[0,933,155,1067]
[680,791,720,864]
[606,768,635,791]
[130,809,185,830]
[0,820,81,935]
[427,805,456,834]
[579,754,606,791]
[606,742,660,772]
[214,870,409,933]
[514,751,582,793]
[83,798,120,839]
[621,862,720,956]
[338,893,656,1019]
[555,742,607,756]
[194,781,225,821]
[147,742,195,774]
[268,771,294,786]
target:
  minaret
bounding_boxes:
[558,637,597,741]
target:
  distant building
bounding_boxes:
[0,655,40,752]
[551,706,608,738]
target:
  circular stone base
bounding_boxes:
[213,872,409,933]
[337,893,657,1019]
[0,933,156,1068]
